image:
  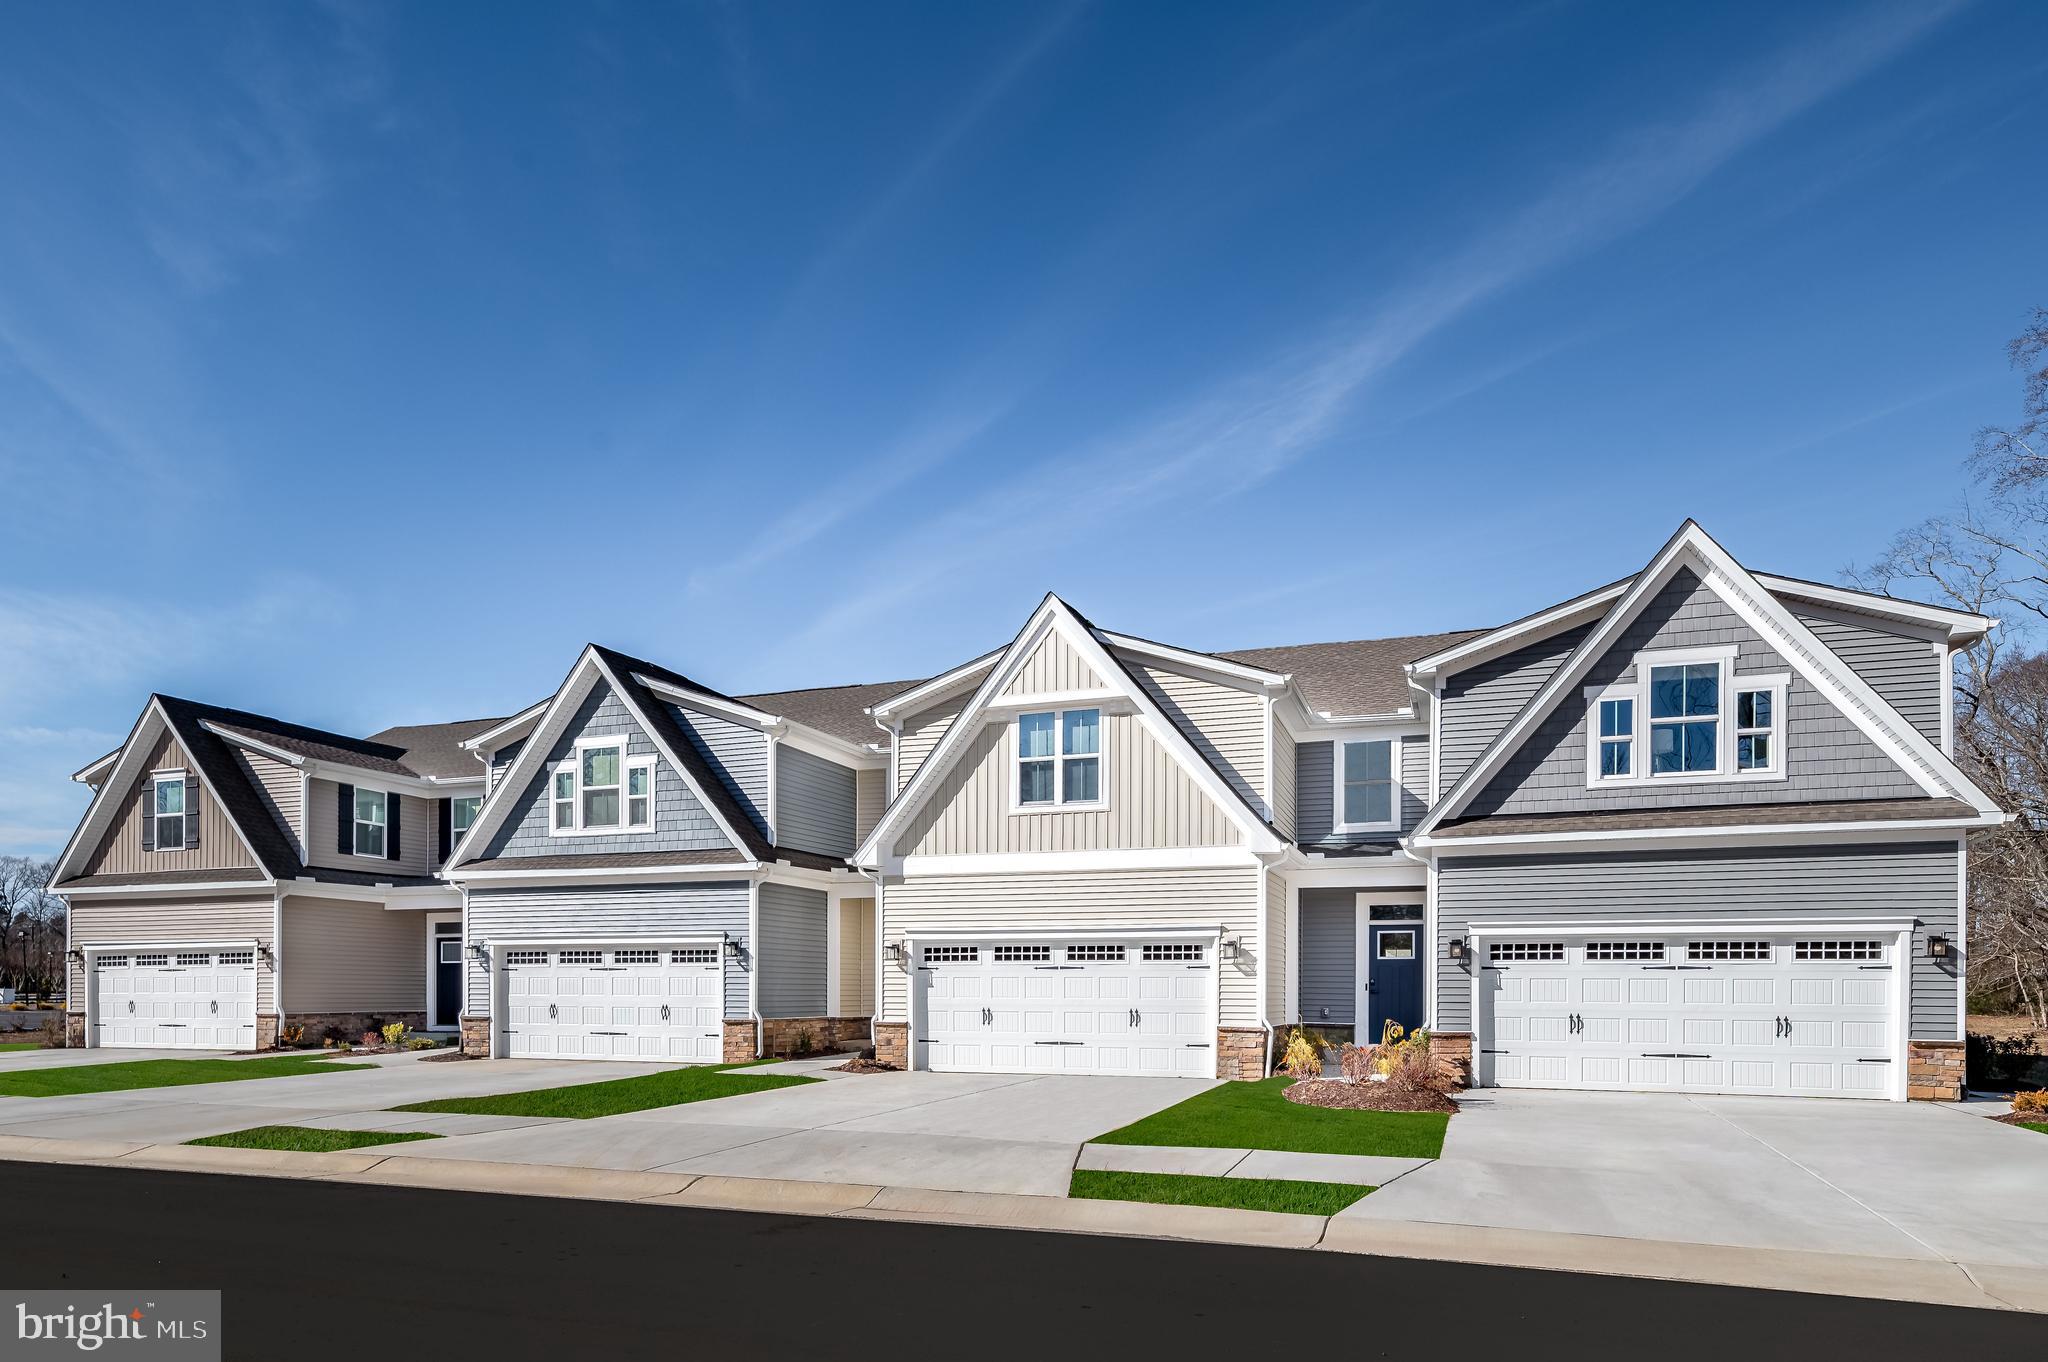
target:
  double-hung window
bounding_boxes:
[1016,708,1102,808]
[153,775,186,850]
[552,769,575,831]
[354,788,388,858]
[450,796,481,844]
[581,742,623,828]
[1735,686,1775,771]
[551,738,652,833]
[1597,698,1633,777]
[1334,738,1398,832]
[626,757,654,828]
[1649,662,1720,774]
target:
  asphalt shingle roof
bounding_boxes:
[364,717,508,780]
[1218,630,1489,716]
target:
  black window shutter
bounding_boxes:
[337,783,354,856]
[185,781,200,850]
[387,793,403,861]
[437,798,452,863]
[140,782,156,852]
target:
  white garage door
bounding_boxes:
[92,950,257,1049]
[917,939,1214,1078]
[1483,934,1897,1100]
[503,946,723,1062]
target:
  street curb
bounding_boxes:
[3,1136,2042,1313]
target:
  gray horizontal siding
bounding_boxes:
[1795,609,1943,746]
[757,881,827,1017]
[1298,889,1357,1026]
[482,683,733,859]
[488,739,525,798]
[1437,624,1593,797]
[1466,569,1921,819]
[776,745,858,858]
[669,703,769,837]
[1294,735,1426,850]
[1432,841,1960,1041]
[464,881,750,1017]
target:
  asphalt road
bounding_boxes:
[3,1161,2037,1360]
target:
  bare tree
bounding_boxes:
[1855,308,2048,1024]
[0,857,65,999]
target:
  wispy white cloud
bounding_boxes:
[776,2,1965,656]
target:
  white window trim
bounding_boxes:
[150,769,187,853]
[1008,707,1107,814]
[1583,648,1790,789]
[450,794,482,843]
[549,735,655,837]
[1331,735,1401,834]
[625,755,656,829]
[351,786,390,860]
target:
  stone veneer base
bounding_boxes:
[459,1016,490,1058]
[873,1021,908,1069]
[1906,1038,1965,1101]
[1428,1031,1474,1086]
[1216,1028,1267,1081]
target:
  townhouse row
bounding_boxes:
[51,522,2003,1101]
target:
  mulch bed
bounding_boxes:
[830,1057,899,1074]
[1283,1078,1459,1115]
[419,1050,481,1063]
[1993,1109,2046,1126]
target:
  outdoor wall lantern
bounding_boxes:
[1928,934,1950,959]
[1447,937,1469,963]
[257,943,276,968]
[468,941,489,964]
[722,937,743,963]
[1218,937,1242,963]
[884,941,909,968]
[66,947,85,967]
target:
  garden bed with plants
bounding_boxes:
[1273,1022,1463,1116]
[1995,1089,2047,1133]
[282,1021,452,1056]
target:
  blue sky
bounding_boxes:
[2,0,2043,856]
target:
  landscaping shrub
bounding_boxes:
[280,1023,306,1047]
[1279,1026,1333,1079]
[2012,1089,2048,1115]
[36,1013,64,1048]
[382,1022,410,1048]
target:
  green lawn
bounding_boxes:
[1092,1077,1449,1159]
[1069,1168,1371,1216]
[0,1054,371,1098]
[389,1063,817,1119]
[2019,1122,2048,1135]
[0,1042,42,1053]
[187,1125,442,1153]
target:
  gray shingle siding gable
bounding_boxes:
[1463,569,1921,819]
[1431,841,1960,1041]
[667,703,769,837]
[1294,735,1428,849]
[1436,624,1594,798]
[1793,608,1944,746]
[464,881,750,1017]
[757,881,826,1016]
[1298,889,1356,1026]
[775,745,858,857]
[480,683,734,859]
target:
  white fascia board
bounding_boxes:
[200,722,307,768]
[481,932,730,949]
[459,702,549,752]
[444,650,604,869]
[772,721,887,769]
[1273,861,1427,890]
[1406,582,1630,680]
[899,847,1262,877]
[1463,916,1921,934]
[904,924,1226,943]
[980,689,1131,717]
[1753,574,1996,642]
[1100,633,1290,690]
[71,750,121,784]
[57,880,278,900]
[1414,813,1997,856]
[50,704,162,885]
[449,862,762,887]
[867,650,1002,720]
[76,937,261,953]
[631,674,781,729]
[302,758,458,797]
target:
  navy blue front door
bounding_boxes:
[1366,925,1423,1037]
[434,937,462,1028]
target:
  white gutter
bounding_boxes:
[747,876,763,1059]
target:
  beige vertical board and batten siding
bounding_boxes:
[281,896,426,1013]
[67,895,276,1012]
[1264,868,1287,1019]
[880,867,1261,1025]
[894,710,1243,855]
[997,630,1104,697]
[236,751,303,853]
[1133,664,1267,817]
[81,731,257,878]
[304,779,435,877]
[896,694,969,796]
[855,768,886,844]
[839,897,876,1014]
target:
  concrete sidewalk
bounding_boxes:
[1,1132,2041,1315]
[1076,1142,1432,1187]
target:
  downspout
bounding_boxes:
[747,875,763,1059]
[864,866,886,1053]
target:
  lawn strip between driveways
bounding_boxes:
[1069,1168,1372,1216]
[1092,1077,1449,1159]
[2021,1122,2048,1135]
[0,1054,373,1098]
[0,1042,41,1053]
[187,1126,443,1153]
[389,1063,818,1119]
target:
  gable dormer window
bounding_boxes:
[551,737,656,834]
[152,774,186,851]
[1586,649,1786,787]
[1015,708,1102,809]
[581,742,622,828]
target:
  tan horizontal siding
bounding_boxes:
[880,867,1261,1026]
[304,779,434,877]
[82,730,257,878]
[238,751,302,855]
[855,767,886,845]
[896,694,968,796]
[1265,869,1287,1019]
[67,895,275,1013]
[281,895,427,1014]
[839,896,876,1014]
[895,710,1243,856]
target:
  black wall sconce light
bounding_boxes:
[722,936,743,963]
[1928,934,1950,960]
[1447,937,1469,963]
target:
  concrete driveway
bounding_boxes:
[372,1069,1215,1195]
[0,1046,238,1070]
[1342,1088,2048,1270]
